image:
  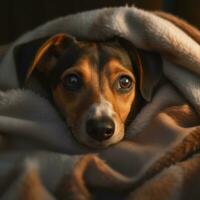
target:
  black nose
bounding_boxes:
[86,117,115,141]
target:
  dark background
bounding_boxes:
[0,0,199,45]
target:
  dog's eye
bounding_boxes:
[116,75,133,93]
[62,74,82,91]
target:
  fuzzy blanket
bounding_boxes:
[0,6,200,200]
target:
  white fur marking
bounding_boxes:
[87,95,114,119]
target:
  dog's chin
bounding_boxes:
[71,131,125,149]
[78,139,121,149]
[81,140,116,149]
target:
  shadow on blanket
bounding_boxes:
[0,6,200,200]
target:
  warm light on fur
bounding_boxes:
[0,6,200,199]
[52,57,136,148]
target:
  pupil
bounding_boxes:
[70,76,78,83]
[121,77,130,87]
[62,74,82,91]
[116,75,133,92]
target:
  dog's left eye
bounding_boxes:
[116,75,133,92]
[62,74,82,91]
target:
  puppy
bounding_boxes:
[14,34,162,148]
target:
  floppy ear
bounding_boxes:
[117,38,162,101]
[135,49,163,101]
[14,34,76,85]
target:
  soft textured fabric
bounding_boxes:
[0,6,200,200]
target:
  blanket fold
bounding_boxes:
[0,6,200,200]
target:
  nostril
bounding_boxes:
[104,126,114,136]
[86,117,115,141]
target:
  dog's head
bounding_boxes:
[14,34,162,148]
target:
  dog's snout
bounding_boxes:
[86,117,115,141]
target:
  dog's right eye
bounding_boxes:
[62,74,82,91]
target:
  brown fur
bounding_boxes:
[52,56,136,144]
[26,34,138,147]
[101,59,136,121]
[55,58,135,123]
[14,32,162,147]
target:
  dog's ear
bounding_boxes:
[135,49,163,101]
[116,38,162,101]
[14,34,76,84]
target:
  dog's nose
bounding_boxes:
[86,117,115,141]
